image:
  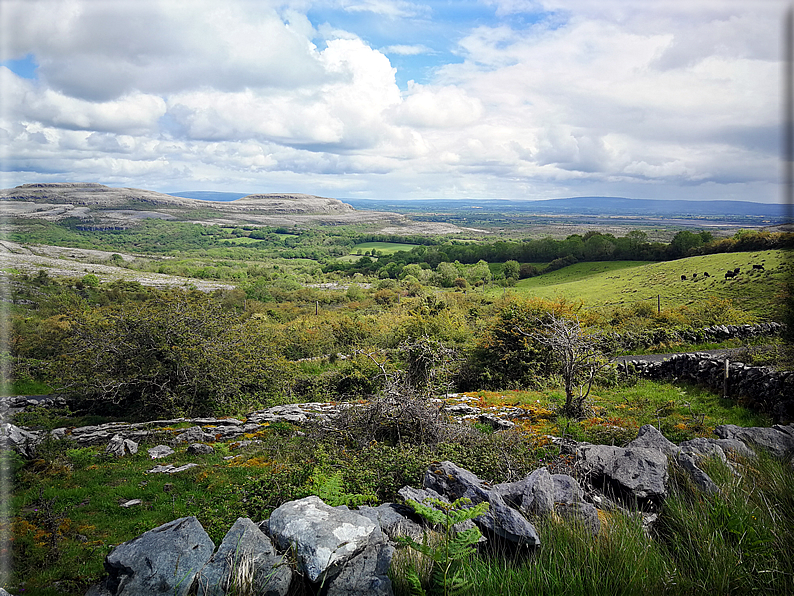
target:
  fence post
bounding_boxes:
[657,294,661,314]
[723,358,729,398]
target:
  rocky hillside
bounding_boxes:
[0,182,403,228]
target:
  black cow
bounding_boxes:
[692,273,698,278]
[703,272,710,277]
[681,275,687,280]
[734,267,740,274]
[725,270,736,279]
[753,264,765,271]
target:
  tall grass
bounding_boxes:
[392,453,794,595]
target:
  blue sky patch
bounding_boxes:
[1,54,38,80]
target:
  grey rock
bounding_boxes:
[173,425,212,444]
[325,543,394,596]
[120,499,142,508]
[104,516,214,596]
[0,422,40,457]
[476,491,540,546]
[148,445,175,459]
[552,474,585,505]
[105,434,138,458]
[490,479,526,509]
[626,424,679,456]
[715,424,794,459]
[0,588,14,596]
[423,461,540,546]
[675,453,719,495]
[556,501,601,536]
[397,485,482,539]
[268,496,383,584]
[187,443,214,455]
[147,463,199,474]
[196,517,291,596]
[575,444,668,504]
[520,468,555,517]
[477,413,515,430]
[678,438,728,463]
[325,542,395,596]
[398,485,446,505]
[356,503,425,542]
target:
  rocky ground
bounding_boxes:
[0,240,235,291]
[0,182,465,234]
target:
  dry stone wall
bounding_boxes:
[618,353,794,422]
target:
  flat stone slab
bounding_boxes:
[147,463,199,474]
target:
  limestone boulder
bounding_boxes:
[0,423,40,457]
[187,443,214,455]
[105,434,138,458]
[104,516,214,596]
[268,496,385,584]
[626,424,679,456]
[356,503,425,543]
[423,461,540,546]
[714,424,794,459]
[324,542,394,596]
[196,517,291,596]
[575,444,668,505]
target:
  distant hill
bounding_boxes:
[340,196,787,220]
[0,183,397,228]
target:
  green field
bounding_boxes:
[499,250,790,319]
[351,241,419,254]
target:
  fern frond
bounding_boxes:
[405,567,427,596]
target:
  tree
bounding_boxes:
[56,291,294,416]
[502,260,520,280]
[518,313,610,419]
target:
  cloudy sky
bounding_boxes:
[0,0,787,202]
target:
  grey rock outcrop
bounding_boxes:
[356,503,425,542]
[187,443,215,455]
[423,461,540,546]
[0,423,40,457]
[556,501,601,535]
[627,424,679,456]
[105,434,138,457]
[173,426,213,444]
[148,445,175,459]
[575,444,668,505]
[519,468,556,517]
[715,424,794,459]
[103,516,215,596]
[675,453,719,494]
[324,541,394,596]
[268,496,387,584]
[196,517,291,596]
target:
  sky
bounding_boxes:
[0,0,788,203]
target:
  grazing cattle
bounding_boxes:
[725,270,736,279]
[692,273,698,279]
[753,264,765,271]
[734,267,740,274]
[681,275,687,280]
[703,272,710,277]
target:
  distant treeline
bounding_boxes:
[324,230,794,279]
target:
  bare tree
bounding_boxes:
[517,313,610,419]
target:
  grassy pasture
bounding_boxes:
[504,250,789,319]
[351,241,419,254]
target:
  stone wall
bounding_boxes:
[618,353,794,422]
[605,322,784,353]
